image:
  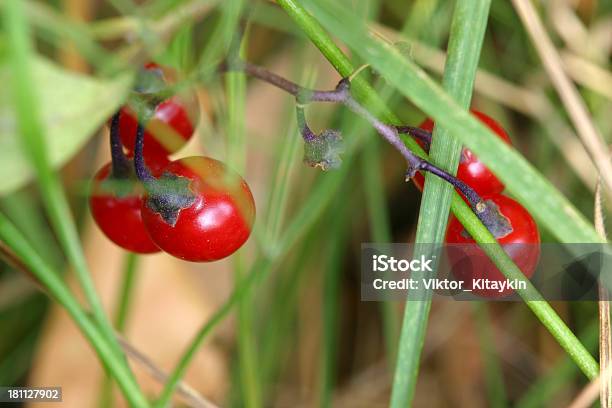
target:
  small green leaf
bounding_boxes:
[303,129,344,170]
[0,56,132,195]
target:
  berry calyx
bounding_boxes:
[411,110,512,196]
[445,194,540,298]
[117,64,199,161]
[139,157,256,262]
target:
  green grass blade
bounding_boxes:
[361,138,399,364]
[392,1,491,405]
[114,254,140,332]
[3,0,142,399]
[320,196,351,407]
[225,29,262,407]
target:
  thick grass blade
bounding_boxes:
[392,1,491,405]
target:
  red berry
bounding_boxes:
[413,110,511,196]
[117,65,199,161]
[445,194,540,298]
[141,157,256,262]
[90,162,166,254]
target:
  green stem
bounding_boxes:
[3,0,139,394]
[114,254,140,331]
[234,255,261,408]
[0,213,149,407]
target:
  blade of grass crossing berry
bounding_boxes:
[393,1,491,405]
[0,213,149,407]
[3,0,142,397]
[277,0,599,380]
[473,304,509,408]
[361,138,399,364]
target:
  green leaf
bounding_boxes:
[0,56,132,195]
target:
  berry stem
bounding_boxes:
[296,105,316,142]
[416,161,483,212]
[224,61,494,222]
[109,111,132,179]
[133,123,155,183]
[395,126,432,150]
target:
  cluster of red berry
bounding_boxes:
[410,111,541,297]
[90,64,256,262]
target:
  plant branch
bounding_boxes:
[109,111,132,178]
[133,123,155,183]
[225,61,489,214]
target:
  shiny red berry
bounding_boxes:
[117,65,199,161]
[90,162,166,254]
[445,194,540,298]
[413,110,511,195]
[140,157,256,262]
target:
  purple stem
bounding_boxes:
[133,123,155,184]
[225,60,488,213]
[109,111,132,178]
[396,126,432,150]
